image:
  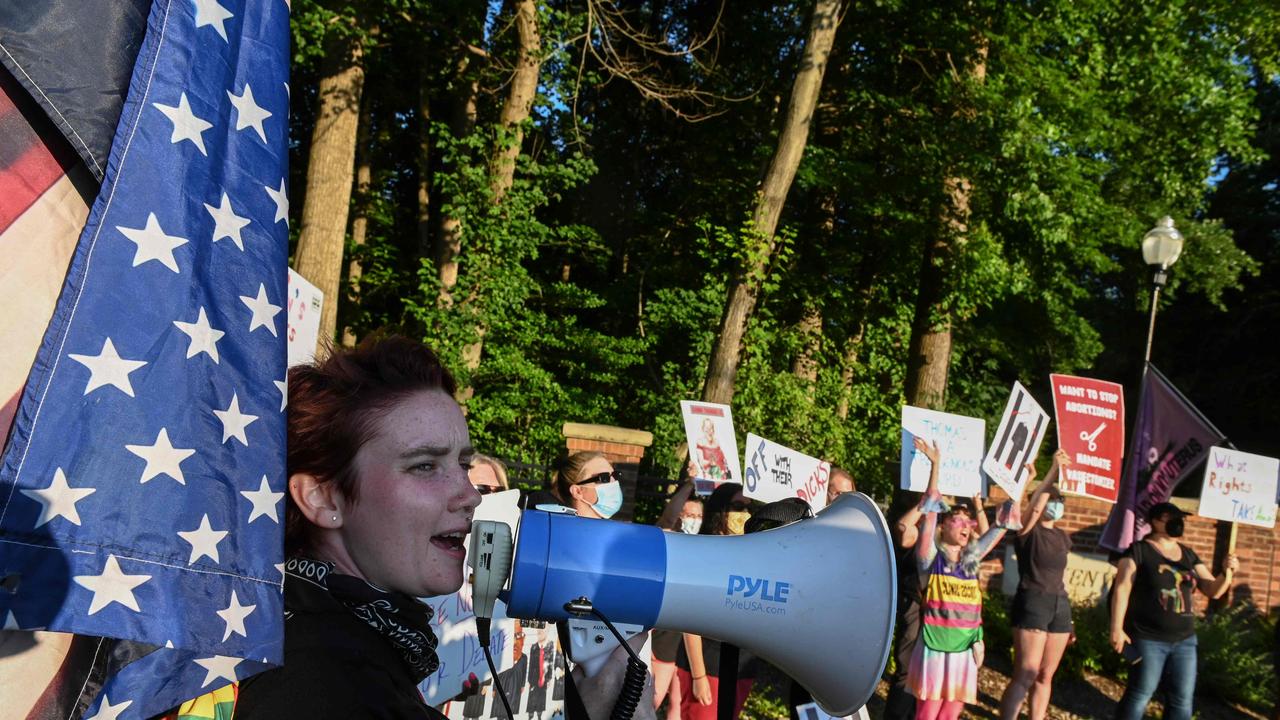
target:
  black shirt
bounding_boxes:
[1014,524,1072,596]
[235,575,446,720]
[1124,540,1202,642]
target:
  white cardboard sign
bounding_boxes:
[1197,446,1278,528]
[900,406,987,497]
[743,433,831,511]
[287,267,324,367]
[680,401,743,495]
[982,381,1050,498]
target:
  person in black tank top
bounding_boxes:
[999,450,1073,720]
[1109,502,1241,720]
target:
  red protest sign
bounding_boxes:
[1050,374,1125,503]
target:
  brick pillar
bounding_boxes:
[562,422,653,522]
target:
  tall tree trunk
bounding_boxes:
[435,59,479,304]
[903,38,987,410]
[487,0,540,204]
[792,305,823,382]
[341,97,374,348]
[457,0,540,401]
[835,320,866,420]
[294,33,365,350]
[416,79,432,267]
[701,0,842,405]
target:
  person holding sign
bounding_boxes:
[999,449,1073,720]
[907,438,1023,720]
[1110,502,1241,720]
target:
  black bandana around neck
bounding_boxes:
[286,557,441,682]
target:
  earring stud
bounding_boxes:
[331,514,338,522]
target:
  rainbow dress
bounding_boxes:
[906,540,984,703]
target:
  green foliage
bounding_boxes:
[286,0,1280,486]
[1197,606,1278,712]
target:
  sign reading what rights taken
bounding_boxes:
[743,433,831,512]
[1050,374,1125,503]
[1197,446,1278,528]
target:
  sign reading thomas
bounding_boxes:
[900,406,986,497]
[1050,374,1125,503]
[743,433,831,511]
[983,382,1050,497]
[1196,447,1279,528]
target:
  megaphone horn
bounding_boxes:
[471,492,897,716]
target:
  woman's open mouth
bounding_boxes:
[430,531,468,557]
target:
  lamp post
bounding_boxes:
[1140,216,1184,365]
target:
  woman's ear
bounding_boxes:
[289,472,344,528]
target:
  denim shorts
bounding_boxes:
[1011,589,1072,633]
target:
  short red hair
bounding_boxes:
[285,336,456,554]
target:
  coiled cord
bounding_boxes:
[609,654,648,720]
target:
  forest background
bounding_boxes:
[286,0,1280,504]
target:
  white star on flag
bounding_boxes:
[214,392,259,446]
[217,590,257,641]
[265,179,288,224]
[205,192,251,250]
[19,467,97,528]
[153,93,212,155]
[240,284,282,336]
[194,655,243,688]
[67,337,148,397]
[192,0,234,41]
[173,307,226,363]
[117,212,189,272]
[241,475,284,524]
[73,555,152,615]
[86,695,133,720]
[274,379,287,411]
[126,428,197,484]
[177,514,230,564]
[228,84,272,143]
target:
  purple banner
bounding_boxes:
[1100,365,1225,551]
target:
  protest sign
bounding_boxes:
[1197,447,1279,528]
[1050,374,1125,503]
[795,702,870,720]
[983,381,1051,497]
[419,490,564,715]
[287,267,324,367]
[681,401,743,495]
[900,406,986,497]
[743,433,832,511]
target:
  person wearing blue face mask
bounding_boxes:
[999,449,1073,720]
[554,451,626,519]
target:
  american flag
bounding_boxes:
[0,0,290,717]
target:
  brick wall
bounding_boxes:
[977,489,1280,613]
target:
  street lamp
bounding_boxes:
[1141,216,1184,364]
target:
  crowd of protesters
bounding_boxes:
[478,432,1250,720]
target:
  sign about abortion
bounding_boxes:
[1196,446,1278,528]
[743,433,831,511]
[982,381,1050,497]
[1050,374,1125,503]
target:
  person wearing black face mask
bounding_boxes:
[1109,502,1240,720]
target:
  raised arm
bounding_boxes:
[1020,449,1069,535]
[1194,553,1238,600]
[913,437,942,568]
[972,493,990,536]
[656,480,696,530]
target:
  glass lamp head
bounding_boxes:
[1141,216,1184,270]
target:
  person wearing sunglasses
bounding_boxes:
[553,451,625,519]
[469,454,509,495]
[907,437,1026,720]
